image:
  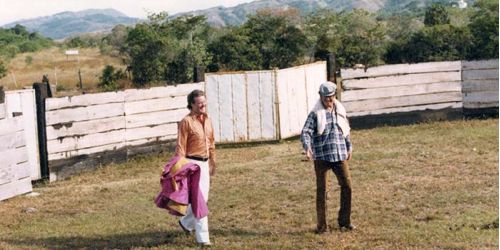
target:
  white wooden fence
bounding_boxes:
[5,89,41,180]
[276,62,326,138]
[0,59,497,188]
[461,59,499,109]
[206,61,327,142]
[46,83,202,180]
[0,102,32,201]
[205,70,278,143]
[341,61,463,117]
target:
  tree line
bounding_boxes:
[0,0,497,89]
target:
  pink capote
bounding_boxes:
[154,155,209,219]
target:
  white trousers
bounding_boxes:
[180,159,210,243]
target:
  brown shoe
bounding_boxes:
[315,226,328,234]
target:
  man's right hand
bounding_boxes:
[306,148,314,161]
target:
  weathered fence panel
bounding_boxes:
[124,83,200,146]
[206,71,277,143]
[46,83,203,180]
[341,61,463,118]
[0,116,32,201]
[277,62,327,139]
[46,93,126,164]
[462,59,499,109]
[5,89,41,180]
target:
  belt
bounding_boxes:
[186,155,209,162]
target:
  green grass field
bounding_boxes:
[0,118,498,249]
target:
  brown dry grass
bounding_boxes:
[0,118,497,249]
[0,47,129,96]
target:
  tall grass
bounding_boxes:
[0,119,497,249]
[0,47,128,96]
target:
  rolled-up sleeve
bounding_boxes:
[175,119,189,157]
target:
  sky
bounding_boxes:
[0,0,255,26]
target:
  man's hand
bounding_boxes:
[346,150,353,161]
[209,159,216,176]
[306,148,314,161]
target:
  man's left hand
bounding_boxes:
[347,150,353,161]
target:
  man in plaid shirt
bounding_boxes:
[301,81,355,233]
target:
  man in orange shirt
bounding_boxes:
[176,89,216,247]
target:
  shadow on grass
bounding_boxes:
[4,228,279,249]
[4,230,183,250]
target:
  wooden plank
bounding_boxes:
[46,102,124,125]
[463,102,499,109]
[289,68,309,138]
[304,62,327,111]
[46,91,125,111]
[125,109,187,129]
[342,82,462,102]
[349,102,462,117]
[124,96,186,115]
[124,83,202,102]
[15,161,31,180]
[0,177,32,201]
[126,135,176,146]
[276,68,291,138]
[341,61,461,80]
[0,116,23,136]
[48,142,125,161]
[342,72,461,90]
[125,123,177,142]
[260,71,276,140]
[218,74,235,142]
[231,74,248,142]
[17,89,41,181]
[0,167,15,185]
[0,147,29,170]
[0,103,5,120]
[205,75,221,142]
[463,91,499,103]
[462,80,499,93]
[247,72,262,140]
[47,116,125,141]
[462,69,499,81]
[0,131,26,151]
[462,59,499,70]
[343,92,463,113]
[47,129,125,154]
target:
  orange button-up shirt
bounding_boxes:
[175,113,216,162]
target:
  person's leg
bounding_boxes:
[314,160,330,233]
[179,160,210,243]
[194,160,210,243]
[332,161,352,227]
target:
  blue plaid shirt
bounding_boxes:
[301,111,352,163]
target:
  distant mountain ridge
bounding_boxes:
[2,0,474,39]
[2,9,141,40]
[173,0,386,27]
[173,0,473,27]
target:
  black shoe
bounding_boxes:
[339,224,356,232]
[178,220,191,234]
